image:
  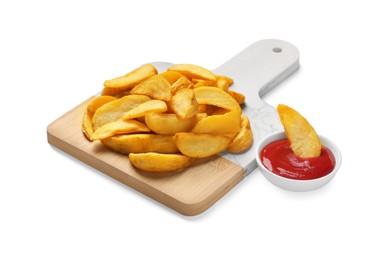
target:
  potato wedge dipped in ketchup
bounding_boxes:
[260,104,336,180]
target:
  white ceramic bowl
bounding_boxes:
[256,131,342,192]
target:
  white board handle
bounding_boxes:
[215,39,300,175]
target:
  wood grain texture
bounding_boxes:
[47,97,244,216]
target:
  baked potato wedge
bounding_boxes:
[174,133,232,158]
[277,104,321,157]
[129,152,193,173]
[167,63,217,82]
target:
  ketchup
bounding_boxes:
[260,139,335,180]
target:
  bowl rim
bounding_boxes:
[255,130,342,184]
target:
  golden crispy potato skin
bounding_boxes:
[277,104,321,157]
[82,96,117,140]
[90,120,150,141]
[227,115,253,153]
[145,113,197,135]
[170,76,193,94]
[192,109,241,135]
[101,134,179,154]
[130,74,171,101]
[227,90,245,105]
[167,64,217,82]
[160,71,185,85]
[129,153,192,173]
[194,87,241,112]
[174,133,232,158]
[170,89,198,119]
[92,95,150,130]
[122,100,168,120]
[103,64,157,90]
[87,96,117,113]
[82,110,94,140]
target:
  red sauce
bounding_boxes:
[260,139,335,180]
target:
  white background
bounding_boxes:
[1,1,384,259]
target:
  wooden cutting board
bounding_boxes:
[47,39,299,216]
